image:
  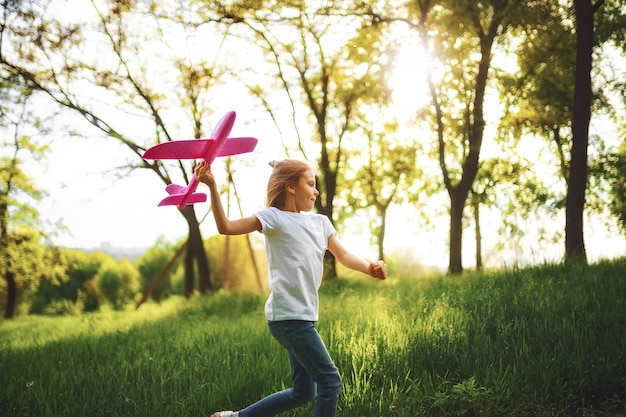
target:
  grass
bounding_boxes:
[1,259,625,416]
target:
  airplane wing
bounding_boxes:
[143,137,257,161]
[142,111,258,209]
[143,140,215,160]
[216,137,258,158]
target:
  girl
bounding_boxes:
[194,159,387,417]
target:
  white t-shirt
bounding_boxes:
[256,207,337,322]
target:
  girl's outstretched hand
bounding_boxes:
[195,161,215,186]
[369,260,388,280]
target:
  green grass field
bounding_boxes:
[2,259,625,416]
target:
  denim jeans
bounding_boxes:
[238,320,342,417]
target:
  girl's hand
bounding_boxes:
[195,161,215,186]
[369,260,388,280]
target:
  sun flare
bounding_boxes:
[389,40,432,115]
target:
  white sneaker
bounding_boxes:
[211,412,238,417]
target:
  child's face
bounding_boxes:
[293,169,319,212]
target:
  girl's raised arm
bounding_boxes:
[195,162,262,235]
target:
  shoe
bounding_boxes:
[211,412,238,417]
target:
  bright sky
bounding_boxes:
[19,0,626,270]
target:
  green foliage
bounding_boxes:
[2,259,625,416]
[0,229,67,316]
[595,0,626,50]
[338,121,420,259]
[205,234,266,292]
[136,239,182,301]
[25,234,264,316]
[430,377,492,416]
[0,94,63,317]
[29,249,114,315]
[607,146,626,233]
[96,258,141,310]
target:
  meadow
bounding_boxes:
[1,259,625,417]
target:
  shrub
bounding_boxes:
[96,259,141,310]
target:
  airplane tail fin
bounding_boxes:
[158,192,207,208]
[165,184,186,195]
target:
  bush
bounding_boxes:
[28,250,111,315]
[96,259,141,310]
[136,240,182,301]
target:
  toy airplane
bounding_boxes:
[143,111,258,209]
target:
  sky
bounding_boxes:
[15,0,626,270]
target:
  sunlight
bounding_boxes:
[388,38,431,115]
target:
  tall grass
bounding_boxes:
[2,259,625,416]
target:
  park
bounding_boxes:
[1,0,625,416]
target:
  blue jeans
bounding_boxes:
[238,321,342,417]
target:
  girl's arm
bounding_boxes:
[195,162,261,235]
[327,234,387,280]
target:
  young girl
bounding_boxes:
[194,159,388,417]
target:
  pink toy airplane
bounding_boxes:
[143,111,258,209]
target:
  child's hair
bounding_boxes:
[266,159,315,209]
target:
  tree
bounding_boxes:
[358,0,533,273]
[502,0,625,263]
[492,1,575,266]
[565,0,596,262]
[565,0,626,262]
[0,79,65,318]
[470,155,555,269]
[469,158,519,270]
[215,0,395,277]
[0,0,252,295]
[412,0,526,274]
[341,120,419,261]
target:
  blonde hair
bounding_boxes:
[266,159,315,209]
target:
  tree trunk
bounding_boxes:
[449,190,466,274]
[472,194,483,271]
[378,206,387,262]
[316,140,338,280]
[136,240,188,309]
[181,205,212,296]
[320,196,337,280]
[224,235,231,287]
[183,237,194,297]
[245,234,264,291]
[448,35,490,273]
[4,270,16,319]
[0,199,14,318]
[566,0,594,263]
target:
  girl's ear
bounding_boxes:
[286,183,296,194]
